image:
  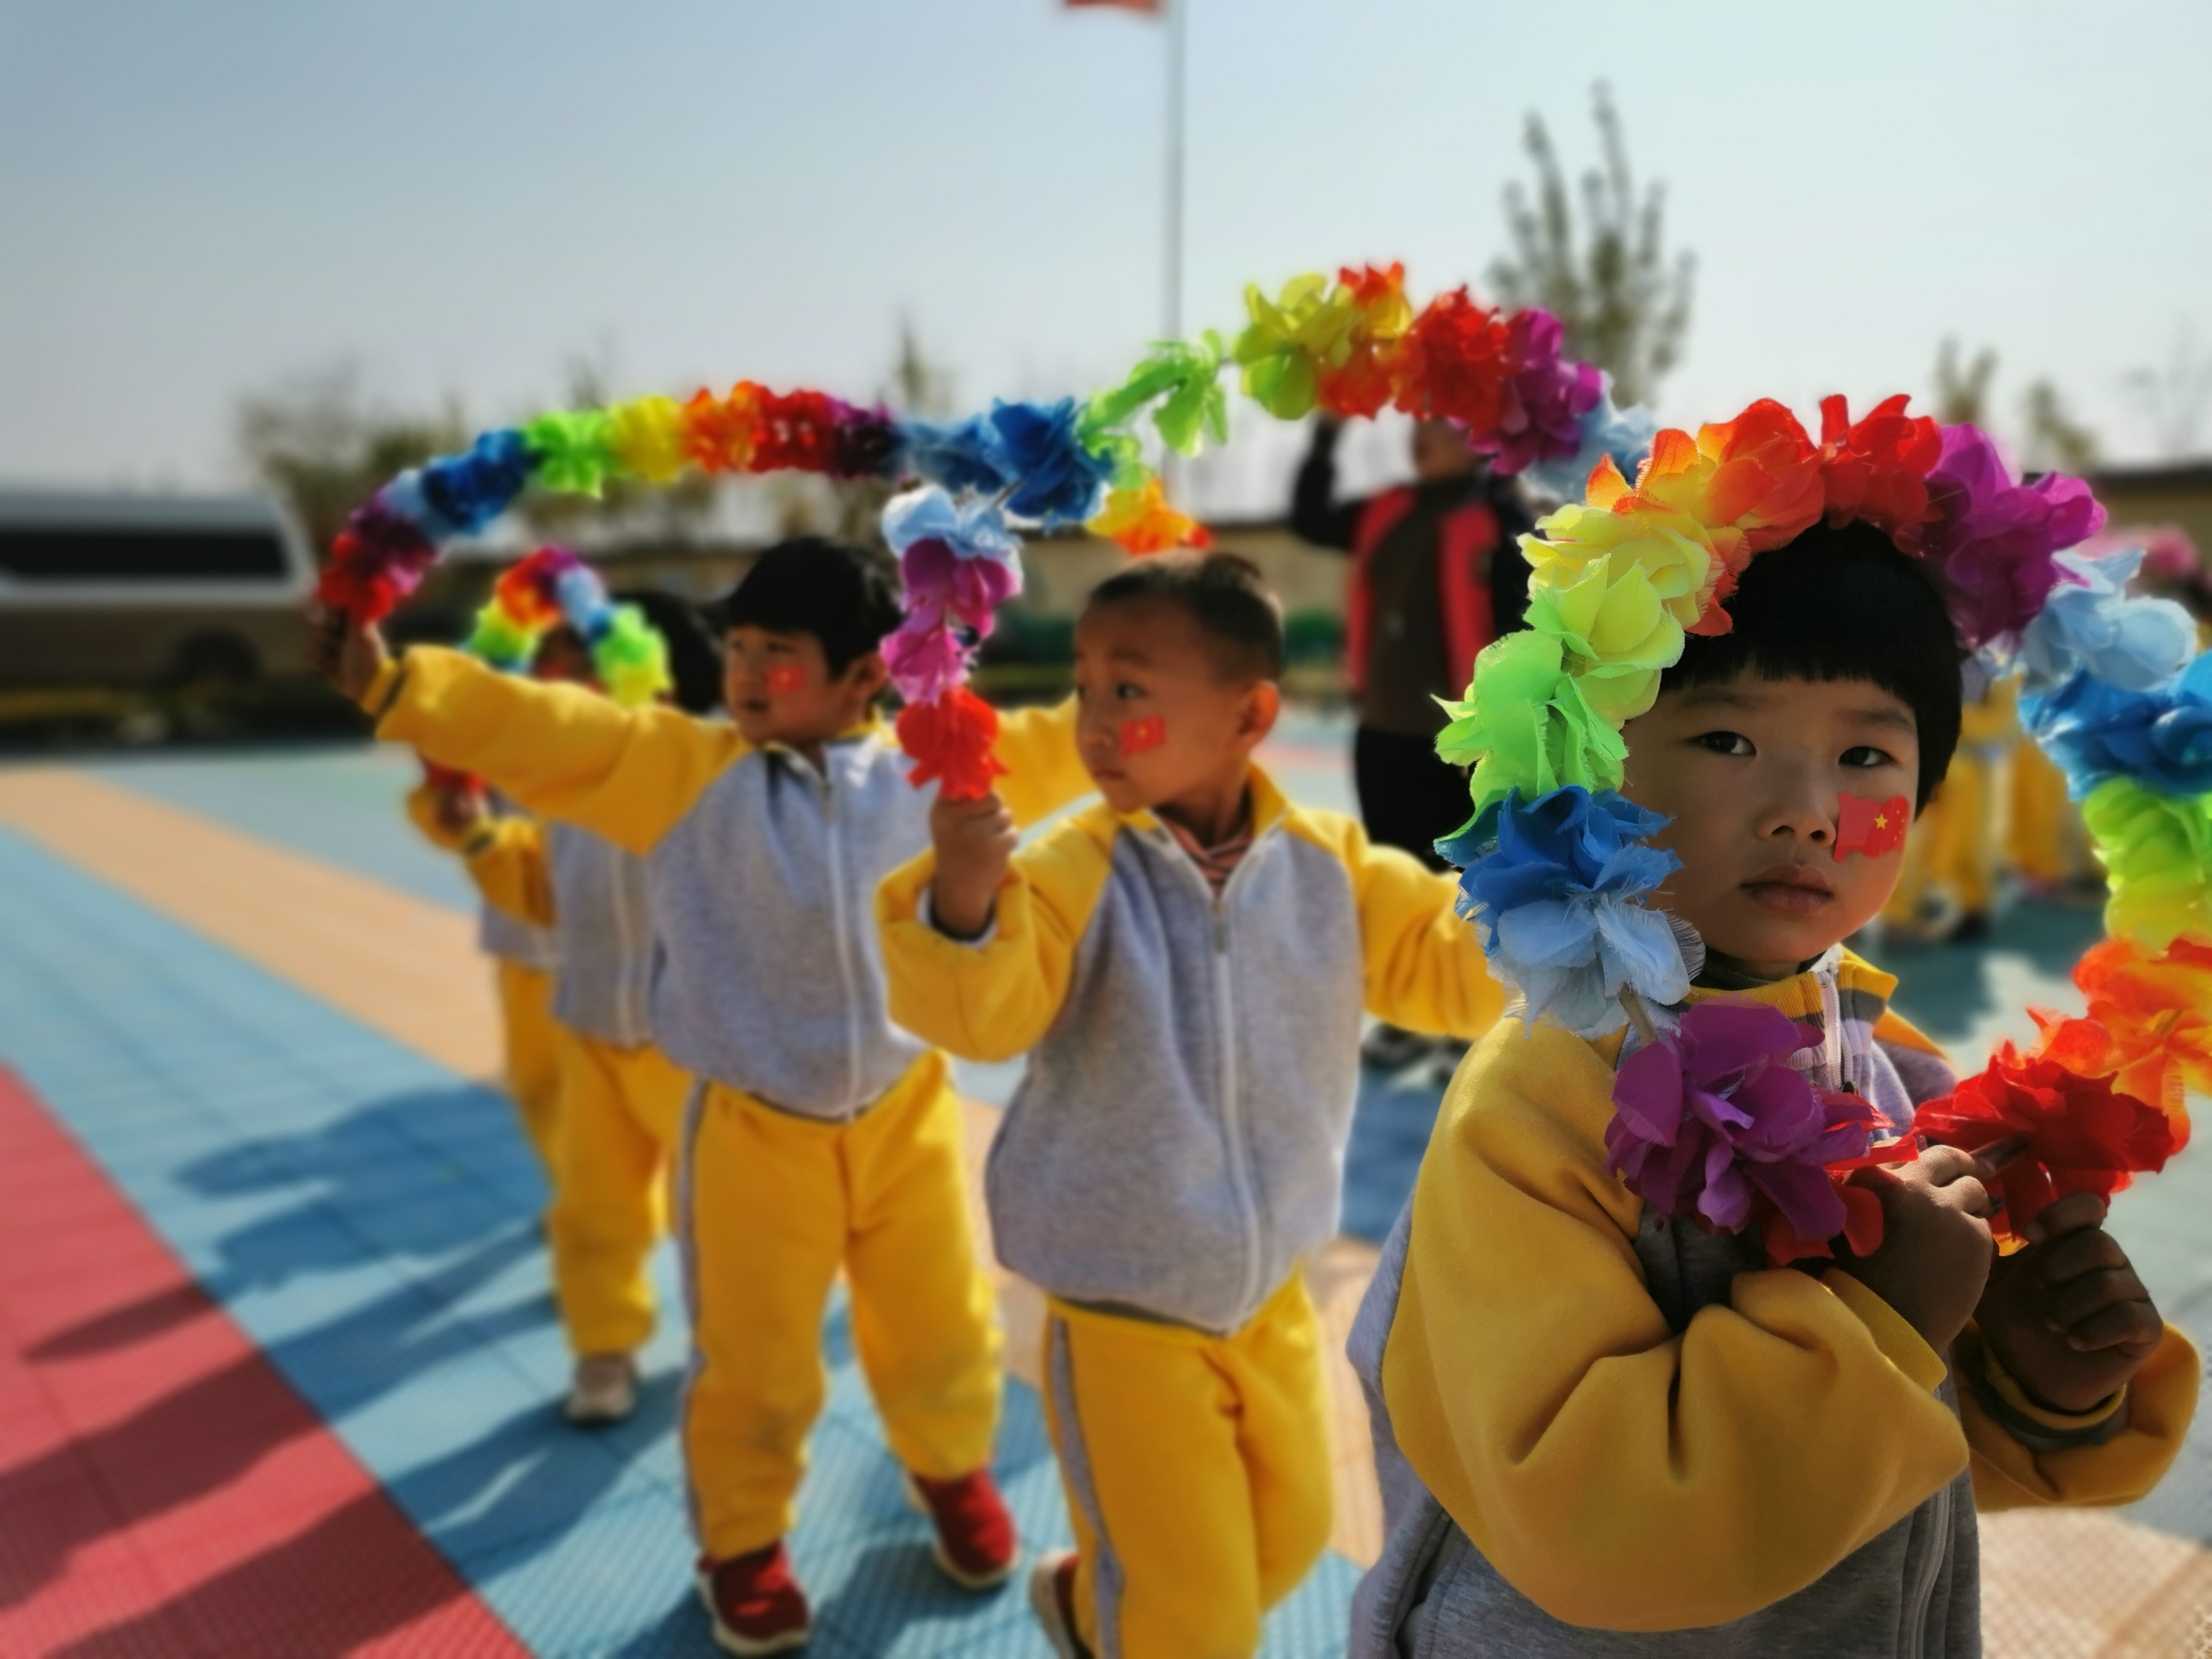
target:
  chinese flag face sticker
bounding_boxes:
[765,664,806,696]
[1119,715,1167,756]
[1834,793,1909,861]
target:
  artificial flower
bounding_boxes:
[901,412,1010,497]
[419,429,535,535]
[1521,552,1687,724]
[1760,1139,1915,1267]
[464,601,537,672]
[900,540,1021,635]
[1080,332,1229,457]
[1817,394,1942,543]
[2016,548,2197,695]
[748,387,846,475]
[983,398,1116,525]
[592,603,673,708]
[604,395,690,484]
[2081,776,2212,949]
[494,546,583,628]
[1388,286,1512,434]
[882,486,1022,564]
[897,686,1006,801]
[2023,651,2212,800]
[1433,785,1686,1037]
[523,409,618,497]
[372,470,460,544]
[682,384,763,474]
[1917,1042,2178,1238]
[1522,497,1726,645]
[1315,263,1415,419]
[1470,308,1604,477]
[1518,389,1659,505]
[1606,999,1879,1242]
[317,503,439,623]
[1922,423,2107,650]
[1433,631,1629,813]
[883,615,972,706]
[2034,934,2212,1127]
[1087,477,1213,555]
[1230,271,1364,421]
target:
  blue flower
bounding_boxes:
[372,469,461,543]
[420,429,535,535]
[2025,652,2212,800]
[982,398,1116,526]
[2017,548,2196,695]
[1435,785,1690,1037]
[1518,386,1658,504]
[881,486,1021,564]
[901,414,1008,498]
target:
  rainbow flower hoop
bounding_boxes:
[463,545,671,708]
[320,260,2194,1256]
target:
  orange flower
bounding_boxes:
[1088,477,1213,556]
[1316,262,1413,419]
[1818,394,1942,544]
[1587,399,1825,632]
[682,383,763,474]
[2030,935,2211,1146]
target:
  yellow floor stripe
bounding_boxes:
[10,763,2206,1633]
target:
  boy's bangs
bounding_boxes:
[1659,522,1964,808]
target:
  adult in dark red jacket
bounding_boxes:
[1292,414,1533,867]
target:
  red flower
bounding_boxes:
[1917,1044,2179,1237]
[1818,394,1942,545]
[748,388,844,475]
[1388,287,1512,433]
[682,384,762,474]
[897,688,1007,802]
[1315,263,1411,419]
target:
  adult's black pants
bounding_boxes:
[1352,725,1469,874]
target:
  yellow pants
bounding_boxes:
[1885,745,2008,923]
[1043,1273,1333,1659]
[494,958,564,1176]
[549,1034,692,1357]
[680,1049,1000,1559]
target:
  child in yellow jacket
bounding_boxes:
[1348,524,2197,1657]
[877,554,1505,1658]
[317,539,1093,1654]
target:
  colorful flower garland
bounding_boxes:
[314,262,1653,797]
[1426,389,2193,1257]
[461,545,671,708]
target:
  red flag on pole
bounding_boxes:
[1066,0,1161,12]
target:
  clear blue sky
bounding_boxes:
[4,0,2208,503]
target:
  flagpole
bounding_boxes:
[1162,0,1187,498]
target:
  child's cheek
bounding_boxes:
[1834,793,1909,862]
[765,665,806,696]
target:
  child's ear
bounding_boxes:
[843,650,891,705]
[1238,680,1282,748]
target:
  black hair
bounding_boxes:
[1659,520,1963,808]
[711,537,903,677]
[611,588,725,716]
[1084,552,1285,682]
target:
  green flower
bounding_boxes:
[1435,631,1628,814]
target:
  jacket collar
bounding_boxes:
[1116,762,1292,845]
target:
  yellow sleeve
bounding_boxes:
[365,648,743,856]
[1285,810,1503,1041]
[1959,1322,2200,1510]
[462,818,556,929]
[987,695,1091,829]
[876,812,1116,1064]
[1381,1019,1971,1632]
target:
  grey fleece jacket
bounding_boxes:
[544,822,657,1048]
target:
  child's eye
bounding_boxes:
[1114,682,1144,701]
[1693,730,1754,757]
[1840,745,1897,769]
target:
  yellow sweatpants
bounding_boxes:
[494,958,564,1176]
[680,1049,1000,1559]
[1042,1273,1334,1659]
[1884,744,2008,923]
[549,1034,692,1357]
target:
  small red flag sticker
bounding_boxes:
[765,665,805,695]
[1119,715,1167,756]
[1835,793,1909,861]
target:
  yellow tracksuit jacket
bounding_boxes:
[878,765,1504,1657]
[368,646,1090,1556]
[1347,953,2199,1656]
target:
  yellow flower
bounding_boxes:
[1521,501,1723,640]
[605,396,691,484]
[1523,555,1687,724]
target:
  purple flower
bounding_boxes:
[1923,424,2107,650]
[1605,1000,1878,1242]
[901,539,1019,636]
[1472,310,1605,477]
[883,614,971,705]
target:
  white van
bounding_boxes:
[0,490,317,691]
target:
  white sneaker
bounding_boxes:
[563,1352,638,1425]
[1029,1550,1091,1658]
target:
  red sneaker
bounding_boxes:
[905,1467,1019,1589]
[695,1544,810,1655]
[1028,1549,1093,1659]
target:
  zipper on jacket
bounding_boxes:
[818,766,866,1113]
[1900,1470,1951,1658]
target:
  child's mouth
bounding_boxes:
[1741,864,1834,913]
